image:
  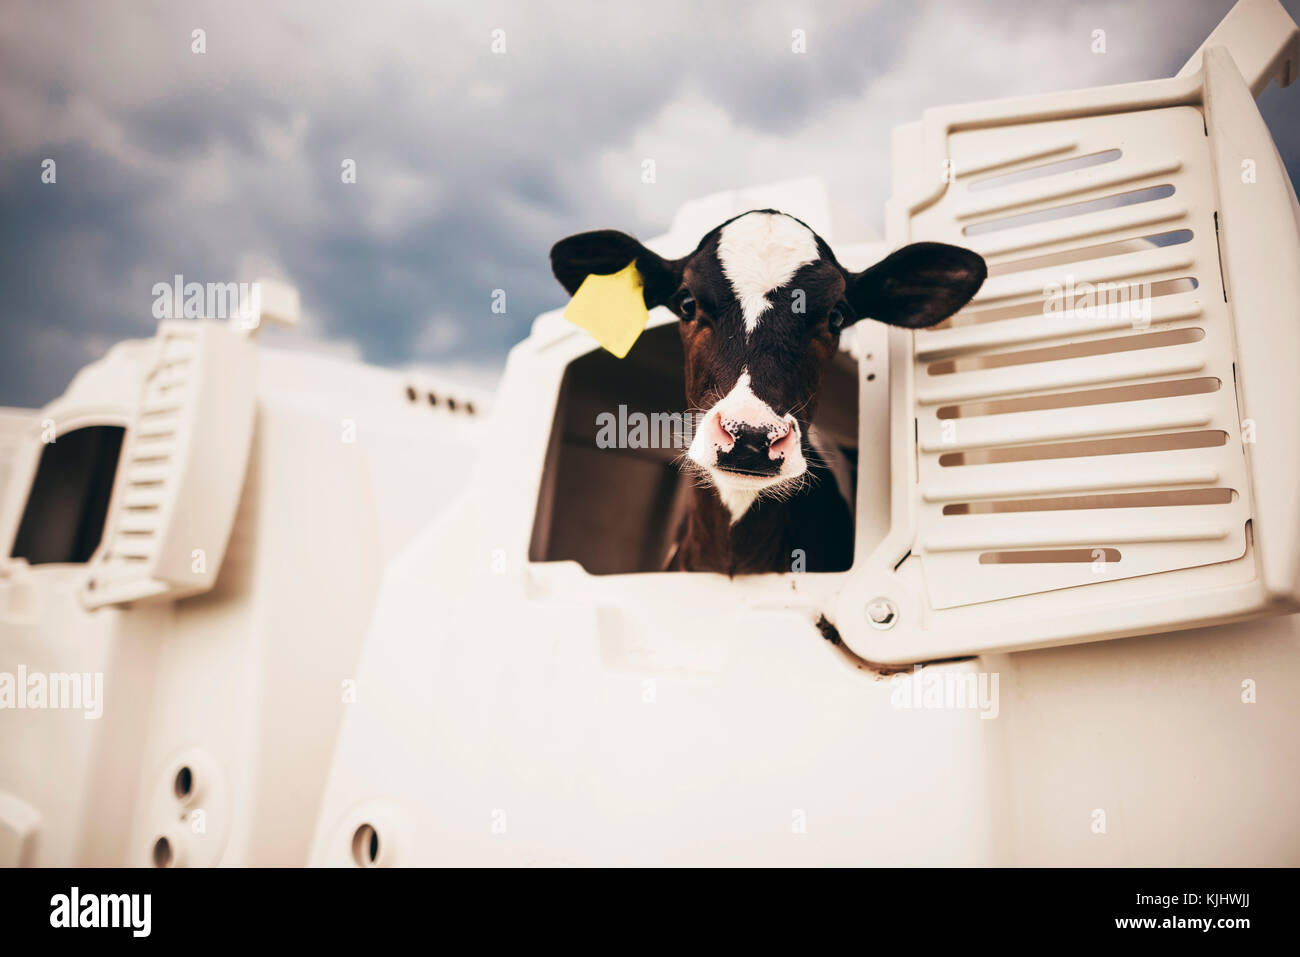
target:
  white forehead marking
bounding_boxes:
[716,211,821,335]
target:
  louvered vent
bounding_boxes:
[908,107,1251,610]
[96,330,197,590]
[85,321,255,607]
[833,15,1300,664]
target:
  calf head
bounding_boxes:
[551,209,986,520]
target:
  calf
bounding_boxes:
[551,210,986,575]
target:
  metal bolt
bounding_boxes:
[866,597,898,630]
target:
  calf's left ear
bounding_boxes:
[846,242,986,329]
[550,230,683,309]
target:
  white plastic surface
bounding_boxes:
[1178,0,1300,95]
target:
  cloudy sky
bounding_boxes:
[1,0,1297,408]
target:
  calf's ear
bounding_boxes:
[845,242,986,329]
[550,230,683,309]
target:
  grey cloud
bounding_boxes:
[0,0,1296,409]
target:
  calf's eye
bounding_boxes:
[678,296,697,320]
[828,303,851,333]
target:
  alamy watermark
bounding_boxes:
[1044,275,1152,327]
[0,666,103,719]
[890,665,999,719]
[595,405,705,450]
[151,275,262,329]
[50,887,150,937]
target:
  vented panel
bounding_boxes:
[96,330,196,587]
[908,107,1252,609]
[85,321,255,607]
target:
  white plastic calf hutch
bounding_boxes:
[0,302,488,867]
[5,0,1300,867]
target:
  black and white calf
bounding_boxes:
[551,210,986,575]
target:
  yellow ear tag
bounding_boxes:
[563,261,649,359]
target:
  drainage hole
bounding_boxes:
[152,837,174,868]
[173,766,193,800]
[351,824,381,867]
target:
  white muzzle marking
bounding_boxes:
[687,370,807,522]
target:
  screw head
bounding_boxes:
[866,597,898,630]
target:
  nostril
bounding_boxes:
[770,426,799,460]
[718,418,738,439]
[706,414,736,451]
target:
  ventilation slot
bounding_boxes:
[985,229,1194,277]
[968,149,1123,193]
[936,377,1220,419]
[933,276,1198,331]
[979,548,1121,565]
[927,327,1204,377]
[964,185,1176,236]
[943,488,1235,514]
[939,430,1228,467]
